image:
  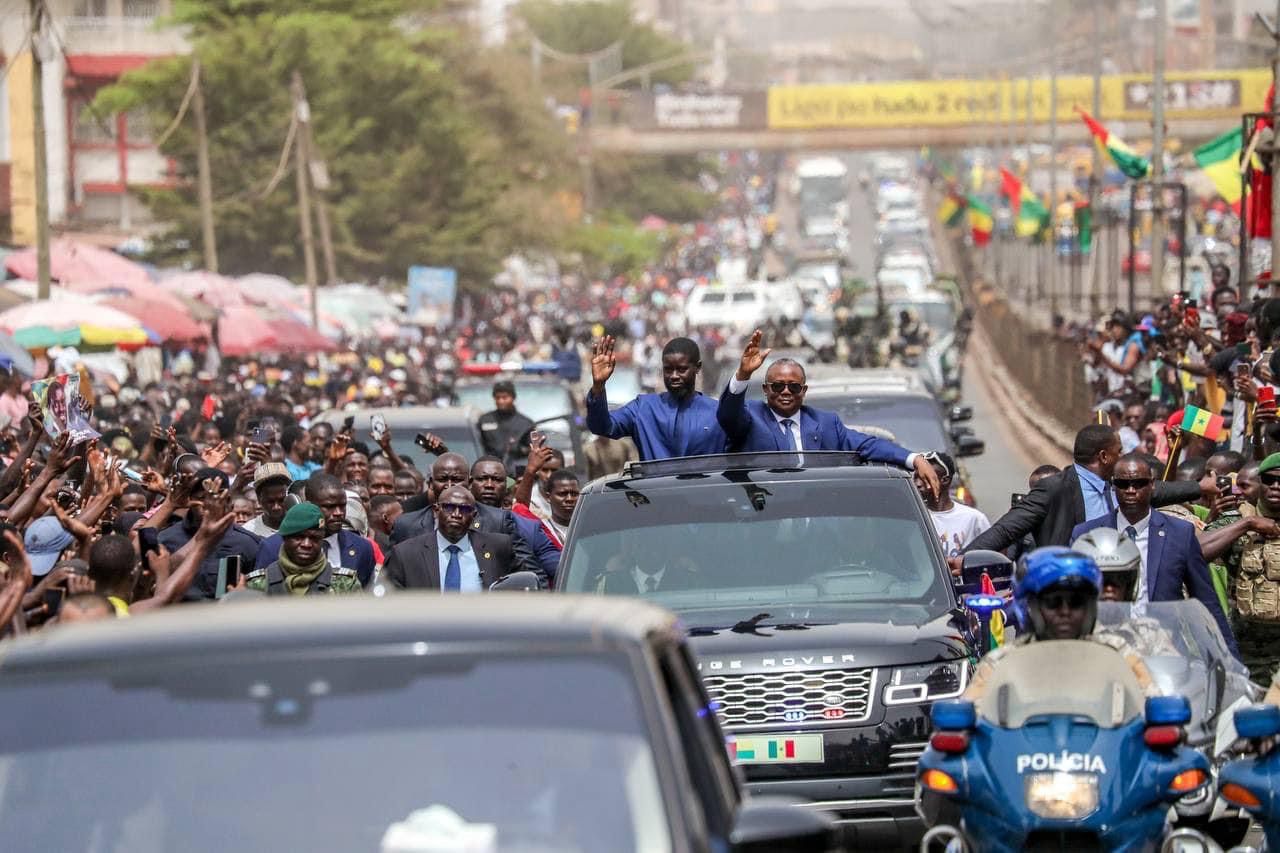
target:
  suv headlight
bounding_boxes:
[1025,772,1099,819]
[882,660,968,705]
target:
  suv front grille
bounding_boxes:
[888,740,928,772]
[702,668,876,729]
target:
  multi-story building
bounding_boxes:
[1,0,189,244]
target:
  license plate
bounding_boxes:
[729,733,824,765]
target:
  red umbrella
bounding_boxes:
[4,238,153,288]
[270,314,338,353]
[101,296,209,343]
[217,306,279,356]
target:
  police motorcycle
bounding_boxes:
[1076,530,1263,848]
[918,548,1212,852]
[1217,703,1280,852]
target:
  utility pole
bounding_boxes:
[290,71,318,329]
[30,0,50,300]
[1271,0,1280,280]
[1090,0,1102,312]
[191,60,218,273]
[1150,0,1167,305]
[1048,0,1059,313]
[310,159,338,285]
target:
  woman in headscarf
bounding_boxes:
[1142,421,1170,462]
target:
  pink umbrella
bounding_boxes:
[3,238,153,288]
[161,271,246,309]
[64,278,190,313]
[217,305,278,356]
[269,314,339,353]
[236,274,301,308]
[101,296,208,343]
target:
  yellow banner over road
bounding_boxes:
[767,69,1271,130]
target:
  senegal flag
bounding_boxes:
[965,195,993,246]
[937,193,965,227]
[1180,405,1225,441]
[998,167,1050,238]
[1076,106,1151,180]
[1193,127,1244,207]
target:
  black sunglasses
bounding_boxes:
[766,381,805,394]
[1261,473,1280,487]
[1112,478,1152,491]
[1040,590,1091,611]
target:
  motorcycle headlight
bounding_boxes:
[883,660,968,705]
[1024,772,1099,820]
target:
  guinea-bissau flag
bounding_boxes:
[937,193,965,227]
[998,167,1050,238]
[966,195,993,246]
[1192,127,1244,209]
[1076,106,1151,180]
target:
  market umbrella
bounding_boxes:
[101,295,208,343]
[62,277,191,314]
[160,271,246,309]
[236,273,302,309]
[0,296,151,349]
[269,314,339,353]
[3,238,153,288]
[0,332,36,376]
[217,305,279,356]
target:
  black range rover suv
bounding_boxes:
[557,451,979,848]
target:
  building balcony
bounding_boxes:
[60,14,190,57]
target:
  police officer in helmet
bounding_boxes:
[1073,528,1181,659]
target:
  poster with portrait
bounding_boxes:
[31,373,99,444]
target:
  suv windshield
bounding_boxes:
[1,652,669,853]
[560,477,950,625]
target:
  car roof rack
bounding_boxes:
[620,451,864,480]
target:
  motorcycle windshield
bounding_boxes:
[1095,601,1258,738]
[1095,601,1246,681]
[975,640,1146,729]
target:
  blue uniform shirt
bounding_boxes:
[585,388,727,461]
[1075,464,1116,522]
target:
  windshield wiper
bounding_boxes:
[731,613,772,633]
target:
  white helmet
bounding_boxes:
[1070,528,1141,602]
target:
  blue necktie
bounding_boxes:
[444,544,461,591]
[780,419,797,451]
[1125,525,1138,542]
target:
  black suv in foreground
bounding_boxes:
[557,452,979,848]
[0,595,842,853]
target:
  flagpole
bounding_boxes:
[1162,431,1182,481]
[1149,0,1167,311]
[1271,0,1280,283]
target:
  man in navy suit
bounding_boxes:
[1071,454,1239,657]
[717,329,941,497]
[254,473,376,586]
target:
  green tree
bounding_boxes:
[95,2,574,288]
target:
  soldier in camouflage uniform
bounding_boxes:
[245,502,364,597]
[1224,453,1280,686]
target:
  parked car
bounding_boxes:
[0,595,845,852]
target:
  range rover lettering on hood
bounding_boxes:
[697,654,858,670]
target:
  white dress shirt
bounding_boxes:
[325,534,342,569]
[1117,510,1151,605]
[436,531,482,592]
[632,566,666,593]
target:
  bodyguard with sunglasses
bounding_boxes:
[381,485,517,591]
[1071,454,1239,658]
[718,330,941,497]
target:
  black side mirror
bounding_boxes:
[730,799,841,853]
[958,549,1015,595]
[957,435,985,457]
[489,571,543,592]
[949,405,973,423]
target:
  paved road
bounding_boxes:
[840,153,1038,520]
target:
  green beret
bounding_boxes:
[277,502,325,537]
[1261,453,1280,475]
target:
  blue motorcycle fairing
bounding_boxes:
[1218,745,1280,852]
[918,714,1209,853]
